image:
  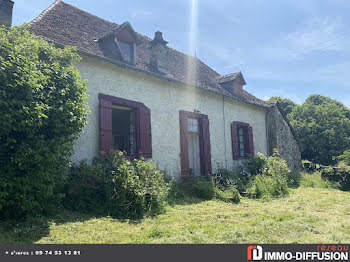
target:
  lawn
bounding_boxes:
[1,174,350,244]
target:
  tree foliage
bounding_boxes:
[0,26,88,218]
[289,95,350,165]
[268,96,297,116]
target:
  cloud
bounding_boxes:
[257,17,349,62]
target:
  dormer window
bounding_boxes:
[118,40,135,64]
[98,22,137,64]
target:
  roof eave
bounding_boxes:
[39,37,270,109]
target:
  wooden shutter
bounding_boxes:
[231,122,239,160]
[201,116,212,174]
[248,125,254,156]
[99,98,112,155]
[179,111,189,175]
[138,104,152,158]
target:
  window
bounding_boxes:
[238,126,245,157]
[231,121,254,159]
[99,93,152,158]
[187,118,201,175]
[179,111,212,176]
[118,40,134,64]
[112,106,136,156]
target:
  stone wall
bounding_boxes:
[267,104,301,170]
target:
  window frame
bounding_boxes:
[179,110,212,176]
[116,39,136,65]
[99,93,152,159]
[231,121,254,160]
[111,106,137,157]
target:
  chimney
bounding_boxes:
[150,31,169,73]
[0,0,14,28]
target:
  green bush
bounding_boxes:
[213,165,248,193]
[247,151,289,199]
[0,26,88,219]
[336,150,350,166]
[64,151,170,219]
[191,176,215,200]
[243,154,266,176]
[321,166,350,191]
[214,186,240,204]
[287,172,302,187]
[64,160,112,214]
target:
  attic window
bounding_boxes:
[118,40,135,64]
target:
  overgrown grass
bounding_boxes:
[300,171,338,189]
[1,172,349,244]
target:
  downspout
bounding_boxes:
[265,107,270,156]
[222,95,228,169]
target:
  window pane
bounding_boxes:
[188,133,201,175]
[239,142,245,150]
[238,127,244,135]
[119,41,131,63]
[240,149,245,157]
[239,135,244,143]
[112,107,134,155]
[188,118,198,132]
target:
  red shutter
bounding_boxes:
[248,125,254,156]
[179,111,189,175]
[99,98,112,155]
[138,104,152,158]
[201,116,212,174]
[231,123,239,159]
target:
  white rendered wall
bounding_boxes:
[71,56,268,176]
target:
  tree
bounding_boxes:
[289,95,350,165]
[0,26,88,218]
[268,96,296,117]
[336,150,350,165]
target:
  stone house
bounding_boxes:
[1,0,301,176]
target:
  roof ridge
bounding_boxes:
[31,0,61,24]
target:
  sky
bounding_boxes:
[12,0,350,107]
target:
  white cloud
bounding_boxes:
[257,17,349,62]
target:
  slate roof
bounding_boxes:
[30,0,269,107]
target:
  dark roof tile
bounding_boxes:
[30,0,269,107]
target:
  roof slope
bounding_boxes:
[30,0,269,107]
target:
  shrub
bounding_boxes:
[191,176,215,200]
[214,186,240,204]
[64,160,112,214]
[247,151,289,199]
[321,166,350,191]
[243,154,266,176]
[0,26,88,219]
[64,151,170,219]
[287,172,302,187]
[336,150,350,165]
[213,165,248,194]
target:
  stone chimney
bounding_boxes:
[0,0,14,28]
[150,31,169,73]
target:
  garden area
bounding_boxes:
[1,26,350,244]
[1,171,350,244]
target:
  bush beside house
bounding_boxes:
[64,150,170,219]
[0,26,88,219]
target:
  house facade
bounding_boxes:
[2,0,301,176]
